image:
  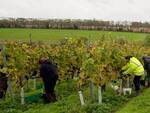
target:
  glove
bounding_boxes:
[118,74,125,79]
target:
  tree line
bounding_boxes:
[0,18,150,33]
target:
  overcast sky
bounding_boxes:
[0,0,149,21]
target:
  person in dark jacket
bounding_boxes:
[143,56,150,87]
[0,72,8,99]
[0,47,8,99]
[39,58,58,102]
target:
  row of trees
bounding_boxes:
[0,37,149,89]
[0,18,150,33]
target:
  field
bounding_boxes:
[0,28,148,41]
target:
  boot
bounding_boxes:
[42,93,52,103]
[49,92,57,102]
[135,90,140,96]
[46,93,53,102]
[0,91,4,99]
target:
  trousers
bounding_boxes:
[133,76,141,91]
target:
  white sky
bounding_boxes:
[0,0,150,21]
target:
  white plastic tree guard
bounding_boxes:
[98,86,102,104]
[20,87,25,105]
[78,91,85,106]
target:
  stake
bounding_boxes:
[33,78,36,89]
[127,77,130,88]
[89,81,94,98]
[29,33,32,44]
[119,79,123,95]
[7,78,14,101]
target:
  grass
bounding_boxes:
[24,93,81,113]
[116,88,150,113]
[0,28,148,41]
[0,80,129,113]
[2,79,150,113]
[23,83,130,113]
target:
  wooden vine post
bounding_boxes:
[19,76,25,105]
[89,81,94,99]
[127,77,130,88]
[119,79,123,95]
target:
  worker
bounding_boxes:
[121,56,144,94]
[0,72,8,98]
[0,48,8,99]
[39,58,58,103]
[143,56,150,87]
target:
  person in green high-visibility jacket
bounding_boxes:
[122,56,144,94]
